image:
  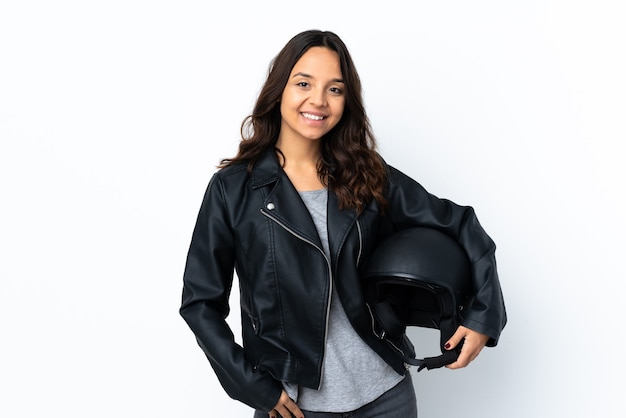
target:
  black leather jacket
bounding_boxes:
[180,150,506,412]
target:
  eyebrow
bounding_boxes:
[292,72,344,83]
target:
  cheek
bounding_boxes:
[333,100,346,120]
[279,94,293,119]
[280,90,301,113]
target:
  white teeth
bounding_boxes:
[302,112,324,121]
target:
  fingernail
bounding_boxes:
[444,343,451,349]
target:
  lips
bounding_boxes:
[301,112,326,121]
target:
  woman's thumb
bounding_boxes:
[444,326,467,350]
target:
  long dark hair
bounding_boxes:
[220,30,387,213]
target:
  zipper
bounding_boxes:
[355,219,363,268]
[261,208,333,390]
[366,302,407,358]
[249,314,259,334]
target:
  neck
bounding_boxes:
[274,138,325,191]
[274,137,321,167]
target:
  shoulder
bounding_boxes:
[376,153,410,181]
[381,159,421,189]
[211,161,251,189]
[200,162,251,205]
[215,160,248,178]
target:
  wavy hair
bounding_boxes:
[220,30,387,213]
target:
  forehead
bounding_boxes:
[290,47,342,77]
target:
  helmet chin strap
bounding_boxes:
[370,300,463,372]
[409,343,462,372]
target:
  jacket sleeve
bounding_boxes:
[385,166,507,346]
[179,173,282,412]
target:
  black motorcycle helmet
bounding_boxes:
[364,227,474,371]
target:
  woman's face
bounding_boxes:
[278,47,345,145]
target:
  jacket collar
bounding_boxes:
[250,148,282,190]
[251,149,359,265]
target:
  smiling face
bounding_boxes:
[277,47,345,148]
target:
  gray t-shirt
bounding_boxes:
[284,188,404,412]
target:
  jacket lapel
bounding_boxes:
[251,150,322,249]
[327,191,358,268]
[251,149,360,263]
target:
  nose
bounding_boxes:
[309,87,327,107]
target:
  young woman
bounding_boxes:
[180,30,506,418]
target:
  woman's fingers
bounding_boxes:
[445,326,489,369]
[270,390,304,418]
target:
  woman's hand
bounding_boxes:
[269,390,304,418]
[444,325,489,369]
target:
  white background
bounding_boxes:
[1,1,624,417]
